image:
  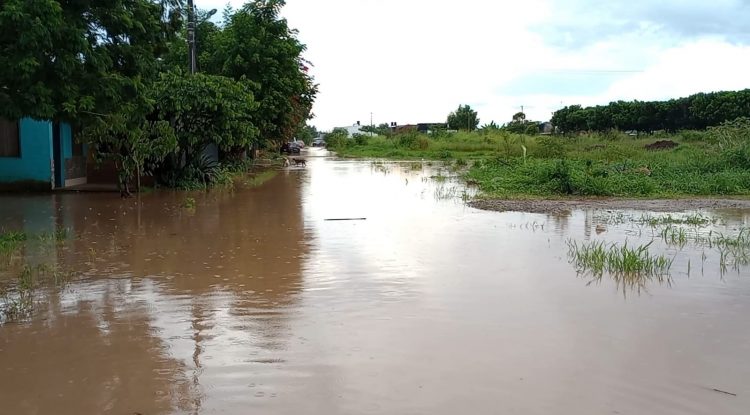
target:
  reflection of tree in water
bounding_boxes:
[0,173,308,412]
[547,209,572,233]
[0,286,199,414]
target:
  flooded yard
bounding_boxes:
[1,149,749,414]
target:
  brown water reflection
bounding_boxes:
[1,149,750,414]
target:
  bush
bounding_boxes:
[679,130,708,142]
[396,131,418,148]
[547,160,574,194]
[353,133,369,146]
[325,128,350,149]
[535,136,566,158]
[722,142,750,169]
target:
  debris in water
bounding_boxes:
[712,388,737,397]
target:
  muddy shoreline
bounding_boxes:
[469,197,750,214]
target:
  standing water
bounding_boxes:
[1,149,749,414]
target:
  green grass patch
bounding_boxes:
[331,122,750,198]
[567,240,674,291]
[243,170,278,188]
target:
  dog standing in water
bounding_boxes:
[283,157,306,167]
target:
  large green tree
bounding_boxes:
[0,0,182,122]
[447,105,479,131]
[197,0,318,146]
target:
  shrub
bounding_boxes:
[547,159,574,194]
[535,136,566,158]
[679,130,708,142]
[353,133,369,146]
[325,128,350,149]
[396,131,418,148]
[415,136,430,150]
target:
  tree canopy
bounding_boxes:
[447,105,479,131]
[552,89,750,134]
[186,0,318,145]
[0,0,182,122]
[2,0,317,191]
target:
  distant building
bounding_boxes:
[393,124,417,134]
[335,122,372,138]
[416,123,447,133]
[539,122,554,135]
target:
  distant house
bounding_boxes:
[392,123,447,134]
[416,123,447,133]
[393,124,417,134]
[337,123,372,138]
[0,118,87,190]
[539,122,554,135]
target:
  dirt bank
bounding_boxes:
[469,198,750,214]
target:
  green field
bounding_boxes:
[331,120,750,198]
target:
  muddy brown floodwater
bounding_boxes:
[1,149,750,415]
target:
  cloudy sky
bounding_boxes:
[202,0,750,130]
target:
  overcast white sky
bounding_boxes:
[201,0,750,130]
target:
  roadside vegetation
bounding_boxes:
[330,117,750,198]
[1,0,317,195]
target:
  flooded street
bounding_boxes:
[1,149,750,414]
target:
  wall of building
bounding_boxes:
[60,123,87,186]
[0,118,53,189]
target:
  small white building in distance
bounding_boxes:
[337,123,371,138]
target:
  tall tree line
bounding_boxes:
[552,89,750,134]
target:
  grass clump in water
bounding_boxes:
[37,227,70,244]
[567,240,674,280]
[243,170,278,188]
[1,263,74,323]
[181,197,197,210]
[1,231,26,250]
[639,213,716,227]
[1,231,27,267]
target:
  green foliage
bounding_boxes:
[352,134,370,146]
[2,0,317,191]
[447,104,479,131]
[0,0,182,122]
[480,121,501,133]
[1,231,26,260]
[296,124,319,145]
[83,102,178,194]
[361,123,393,137]
[196,0,317,145]
[552,90,750,134]
[535,136,566,158]
[152,71,258,156]
[548,160,574,194]
[567,240,673,279]
[325,128,350,150]
[181,197,197,210]
[396,131,418,149]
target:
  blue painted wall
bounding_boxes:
[61,123,73,159]
[0,118,53,187]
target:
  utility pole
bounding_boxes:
[187,0,196,74]
[370,112,374,137]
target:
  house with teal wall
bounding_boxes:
[0,118,87,190]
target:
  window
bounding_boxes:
[0,118,20,157]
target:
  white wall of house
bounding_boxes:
[338,124,371,138]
